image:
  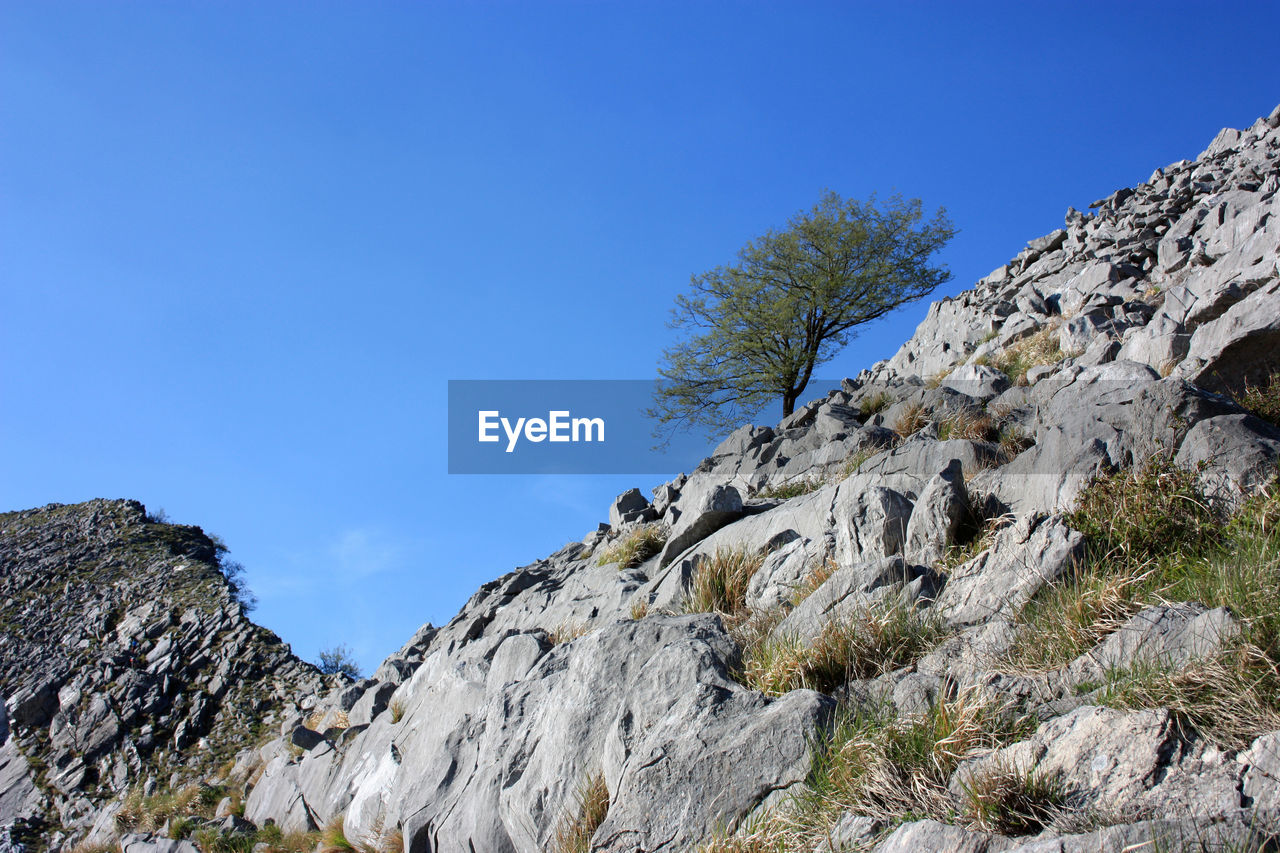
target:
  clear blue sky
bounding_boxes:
[3,1,1278,674]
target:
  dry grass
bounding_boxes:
[552,771,610,853]
[957,759,1068,835]
[740,599,947,697]
[1233,370,1280,427]
[389,699,405,724]
[629,597,650,620]
[549,621,592,645]
[859,390,892,416]
[596,523,667,568]
[756,479,823,500]
[789,558,837,607]
[115,783,213,833]
[682,548,766,627]
[937,409,998,442]
[836,448,878,482]
[893,403,928,437]
[1005,461,1280,749]
[697,692,1033,851]
[975,326,1066,385]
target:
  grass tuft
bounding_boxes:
[1232,371,1280,427]
[976,326,1066,385]
[859,391,892,417]
[740,598,946,697]
[958,760,1068,835]
[596,523,667,568]
[893,403,928,437]
[1006,460,1280,749]
[697,693,1033,851]
[937,409,998,442]
[552,771,610,853]
[682,548,766,626]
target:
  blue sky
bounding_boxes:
[3,1,1278,674]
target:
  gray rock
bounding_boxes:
[1067,603,1238,683]
[936,515,1083,627]
[774,556,932,643]
[1175,413,1280,510]
[832,486,913,567]
[1240,732,1280,811]
[903,460,969,566]
[659,483,745,567]
[119,835,201,853]
[871,819,1007,853]
[1178,284,1280,392]
[609,488,653,528]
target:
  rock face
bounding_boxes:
[0,501,327,847]
[5,106,1280,852]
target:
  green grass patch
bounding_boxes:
[1005,457,1280,748]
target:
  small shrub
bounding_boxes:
[893,403,928,437]
[317,644,363,679]
[682,548,765,624]
[552,771,610,853]
[596,523,667,568]
[959,760,1067,835]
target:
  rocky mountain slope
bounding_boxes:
[0,501,331,849]
[5,104,1280,853]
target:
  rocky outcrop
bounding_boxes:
[6,105,1280,852]
[0,501,327,848]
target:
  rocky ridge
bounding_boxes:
[5,105,1280,852]
[0,500,331,849]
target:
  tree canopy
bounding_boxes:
[650,191,955,437]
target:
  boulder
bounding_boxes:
[609,488,654,528]
[903,460,970,566]
[658,483,745,567]
[935,515,1084,627]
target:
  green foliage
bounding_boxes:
[650,191,955,436]
[596,523,667,568]
[1065,455,1220,562]
[317,644,362,679]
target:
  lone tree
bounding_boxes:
[650,190,955,436]
[317,644,362,679]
